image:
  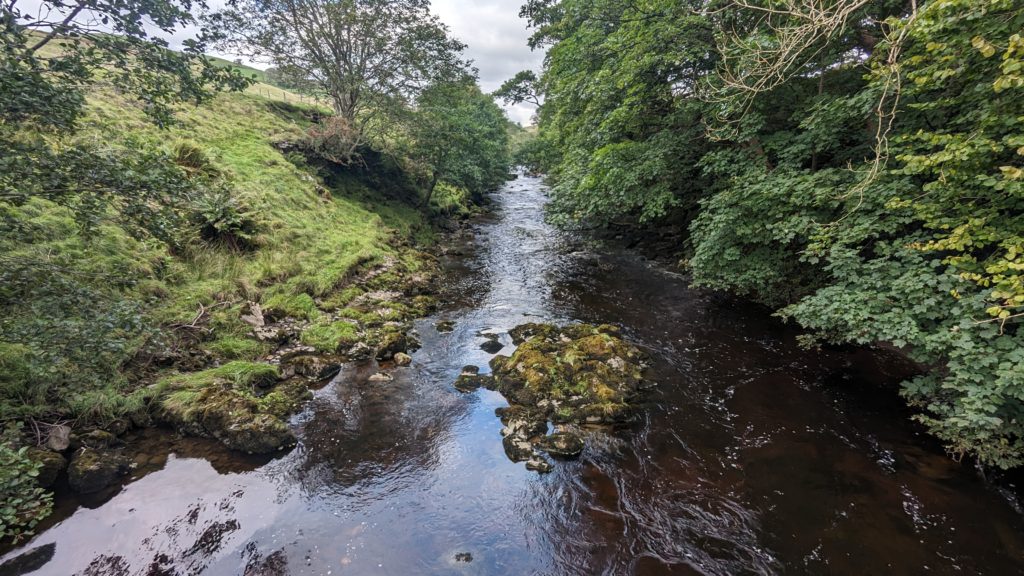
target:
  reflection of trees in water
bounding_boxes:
[286,363,471,502]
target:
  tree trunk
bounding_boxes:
[420,175,439,209]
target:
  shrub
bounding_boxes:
[0,429,53,543]
[191,188,261,251]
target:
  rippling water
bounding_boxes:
[3,176,1023,575]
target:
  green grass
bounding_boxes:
[78,88,407,325]
[0,84,451,424]
[206,55,270,83]
[159,361,281,392]
[300,320,360,352]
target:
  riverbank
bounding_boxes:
[4,175,1022,575]
[0,85,485,539]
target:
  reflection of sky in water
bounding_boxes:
[4,176,1024,576]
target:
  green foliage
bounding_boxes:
[0,437,53,543]
[494,70,542,106]
[191,188,262,251]
[518,0,715,227]
[210,0,467,142]
[407,79,512,203]
[532,0,1024,467]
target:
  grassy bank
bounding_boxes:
[1,86,470,432]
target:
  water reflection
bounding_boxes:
[2,176,1023,575]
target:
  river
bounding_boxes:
[3,175,1023,575]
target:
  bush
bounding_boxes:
[0,429,53,543]
[191,188,261,251]
[301,116,362,165]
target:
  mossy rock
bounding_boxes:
[375,330,418,360]
[26,448,67,489]
[487,323,646,425]
[158,386,297,454]
[68,448,130,494]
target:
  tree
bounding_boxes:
[529,0,1024,468]
[494,70,542,107]
[2,0,249,129]
[407,78,511,206]
[210,0,468,150]
[265,64,317,93]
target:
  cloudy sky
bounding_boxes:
[430,0,543,125]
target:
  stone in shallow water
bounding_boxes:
[502,436,535,462]
[435,320,456,333]
[525,458,553,473]
[479,339,504,354]
[454,365,494,392]
[68,448,130,494]
[536,432,585,459]
[393,352,413,366]
[368,372,393,383]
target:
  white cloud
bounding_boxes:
[431,0,544,125]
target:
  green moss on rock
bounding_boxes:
[487,323,646,424]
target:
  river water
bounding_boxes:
[3,176,1024,575]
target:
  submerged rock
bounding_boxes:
[368,372,394,383]
[68,448,130,493]
[436,320,456,333]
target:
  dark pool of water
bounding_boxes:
[3,176,1023,575]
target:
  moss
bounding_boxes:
[254,380,313,419]
[300,320,360,353]
[336,307,378,325]
[487,323,647,424]
[321,286,365,310]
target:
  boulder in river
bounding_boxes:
[489,323,647,425]
[393,352,413,366]
[458,322,648,472]
[536,432,585,459]
[375,331,410,360]
[156,368,305,454]
[479,338,504,354]
[68,448,130,493]
[454,365,494,392]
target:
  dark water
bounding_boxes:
[4,176,1024,575]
